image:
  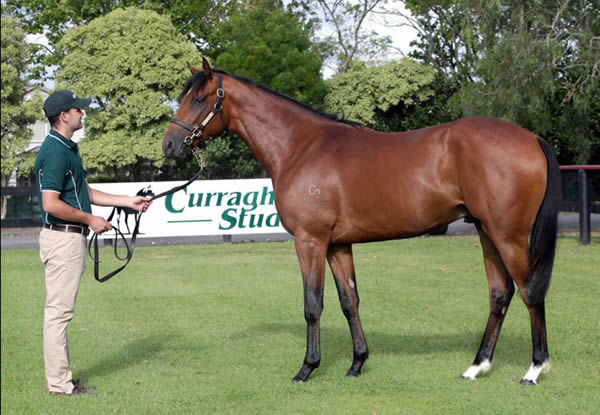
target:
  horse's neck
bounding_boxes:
[227,83,319,181]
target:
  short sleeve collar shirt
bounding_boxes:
[35,130,92,225]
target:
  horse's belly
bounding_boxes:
[331,200,465,244]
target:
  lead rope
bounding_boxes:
[89,154,205,283]
[192,146,205,171]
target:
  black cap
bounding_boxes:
[43,90,92,117]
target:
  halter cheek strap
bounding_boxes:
[170,73,226,148]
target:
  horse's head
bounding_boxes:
[163,58,227,159]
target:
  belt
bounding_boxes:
[44,223,90,236]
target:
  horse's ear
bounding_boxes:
[188,62,199,74]
[202,57,213,79]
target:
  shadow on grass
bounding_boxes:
[79,334,168,380]
[253,322,531,370]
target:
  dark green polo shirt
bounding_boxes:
[34,130,92,225]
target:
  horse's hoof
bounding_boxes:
[292,370,310,383]
[345,369,361,377]
[460,375,476,381]
[292,375,306,383]
[519,379,536,386]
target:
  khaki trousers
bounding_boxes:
[39,228,87,393]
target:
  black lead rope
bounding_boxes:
[89,169,203,282]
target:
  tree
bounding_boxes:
[3,0,237,82]
[324,58,435,128]
[216,0,327,104]
[291,0,392,74]
[54,7,199,180]
[382,0,480,82]
[1,15,44,216]
[450,1,599,163]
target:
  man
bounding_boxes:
[35,90,151,395]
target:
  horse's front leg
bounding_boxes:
[327,244,369,377]
[292,232,328,382]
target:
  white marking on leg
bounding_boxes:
[521,361,550,384]
[348,279,355,289]
[461,359,491,380]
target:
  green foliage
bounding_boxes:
[216,0,326,105]
[406,0,480,82]
[382,75,458,132]
[150,0,237,55]
[3,1,236,81]
[449,30,556,132]
[201,136,267,179]
[324,58,436,128]
[408,0,600,164]
[1,15,44,179]
[54,7,199,180]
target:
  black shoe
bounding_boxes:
[50,380,96,396]
[71,378,96,391]
[49,384,88,396]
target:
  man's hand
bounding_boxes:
[88,215,113,234]
[128,196,152,213]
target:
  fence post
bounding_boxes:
[578,169,591,245]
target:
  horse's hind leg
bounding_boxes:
[292,232,328,382]
[519,301,549,385]
[327,244,369,377]
[462,226,515,380]
[489,234,550,385]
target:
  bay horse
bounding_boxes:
[162,58,560,385]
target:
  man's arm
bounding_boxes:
[42,191,112,233]
[87,183,152,212]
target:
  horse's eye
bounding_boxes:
[195,96,206,105]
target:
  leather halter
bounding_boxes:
[170,73,225,148]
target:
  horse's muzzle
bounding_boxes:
[162,136,186,159]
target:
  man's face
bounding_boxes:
[65,107,85,131]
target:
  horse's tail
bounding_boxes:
[526,137,561,305]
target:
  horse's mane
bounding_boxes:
[179,70,362,128]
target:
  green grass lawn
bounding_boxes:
[1,236,598,414]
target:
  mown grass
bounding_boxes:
[1,236,598,414]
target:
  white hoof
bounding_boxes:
[520,361,550,385]
[461,360,491,380]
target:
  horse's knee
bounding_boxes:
[333,277,359,318]
[339,289,358,319]
[490,287,514,315]
[304,289,323,323]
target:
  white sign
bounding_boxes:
[89,179,289,238]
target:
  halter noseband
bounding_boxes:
[170,73,225,147]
